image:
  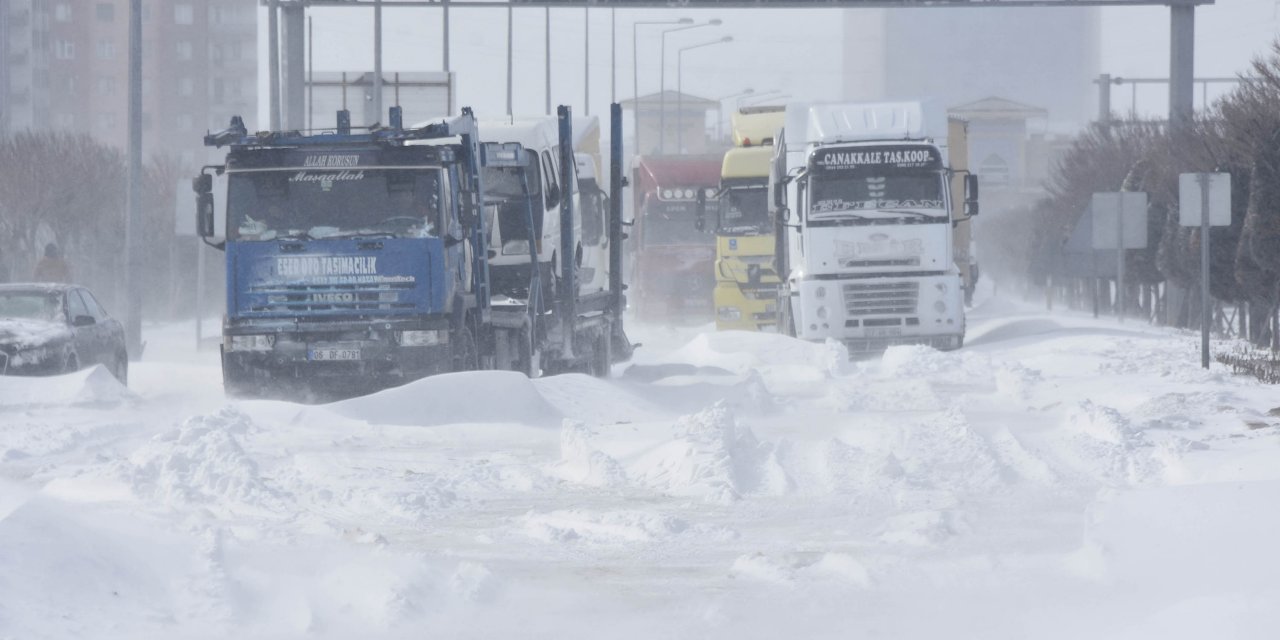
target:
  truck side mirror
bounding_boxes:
[965,174,980,217]
[193,174,212,195]
[196,192,216,238]
[695,190,706,232]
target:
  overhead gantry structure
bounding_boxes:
[262,0,1213,133]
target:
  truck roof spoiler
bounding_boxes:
[203,107,480,149]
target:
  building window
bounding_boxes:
[96,39,116,60]
[54,3,72,22]
[174,4,193,25]
[178,78,195,97]
[96,3,114,22]
[176,41,193,61]
[54,39,75,60]
[96,76,116,96]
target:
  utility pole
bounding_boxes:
[442,0,450,72]
[308,15,314,130]
[610,8,616,104]
[268,0,281,129]
[1199,172,1211,368]
[545,8,552,116]
[1116,192,1126,321]
[125,0,142,357]
[373,0,383,124]
[281,4,306,130]
[1169,2,1195,132]
[1097,72,1112,125]
[584,8,590,116]
[507,6,514,115]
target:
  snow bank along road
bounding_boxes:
[2,295,1279,639]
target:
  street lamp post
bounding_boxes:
[660,19,720,154]
[632,18,691,156]
[677,36,733,153]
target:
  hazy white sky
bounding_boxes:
[257,1,1280,129]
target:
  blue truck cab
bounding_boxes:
[195,108,490,397]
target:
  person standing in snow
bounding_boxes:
[33,242,72,283]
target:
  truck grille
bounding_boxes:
[841,257,920,268]
[842,281,918,316]
[248,282,416,313]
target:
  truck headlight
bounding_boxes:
[228,334,275,352]
[397,329,447,347]
[717,306,742,321]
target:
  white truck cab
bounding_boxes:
[771,102,978,353]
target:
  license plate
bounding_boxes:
[309,347,361,361]
[866,327,903,338]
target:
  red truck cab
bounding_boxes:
[629,154,722,324]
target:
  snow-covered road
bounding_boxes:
[2,293,1279,639]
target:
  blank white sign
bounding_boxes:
[1179,172,1231,227]
[1091,191,1148,250]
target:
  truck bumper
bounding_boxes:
[222,317,453,389]
[714,282,780,332]
[790,273,965,353]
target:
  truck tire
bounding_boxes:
[779,295,797,338]
[518,325,541,378]
[221,350,258,398]
[588,331,611,378]
[451,324,478,372]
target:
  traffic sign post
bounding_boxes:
[1179,172,1231,369]
[1091,192,1148,321]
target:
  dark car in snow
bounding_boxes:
[0,284,128,384]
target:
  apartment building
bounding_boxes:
[1,0,256,167]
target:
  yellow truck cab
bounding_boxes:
[701,107,786,331]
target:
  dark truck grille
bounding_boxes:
[842,281,919,316]
[841,257,921,268]
[249,282,416,313]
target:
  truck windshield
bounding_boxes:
[643,199,715,247]
[484,165,544,255]
[810,172,945,217]
[227,168,442,241]
[719,185,769,235]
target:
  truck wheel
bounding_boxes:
[588,331,611,378]
[517,326,541,378]
[451,325,478,372]
[221,352,256,398]
[779,296,797,338]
